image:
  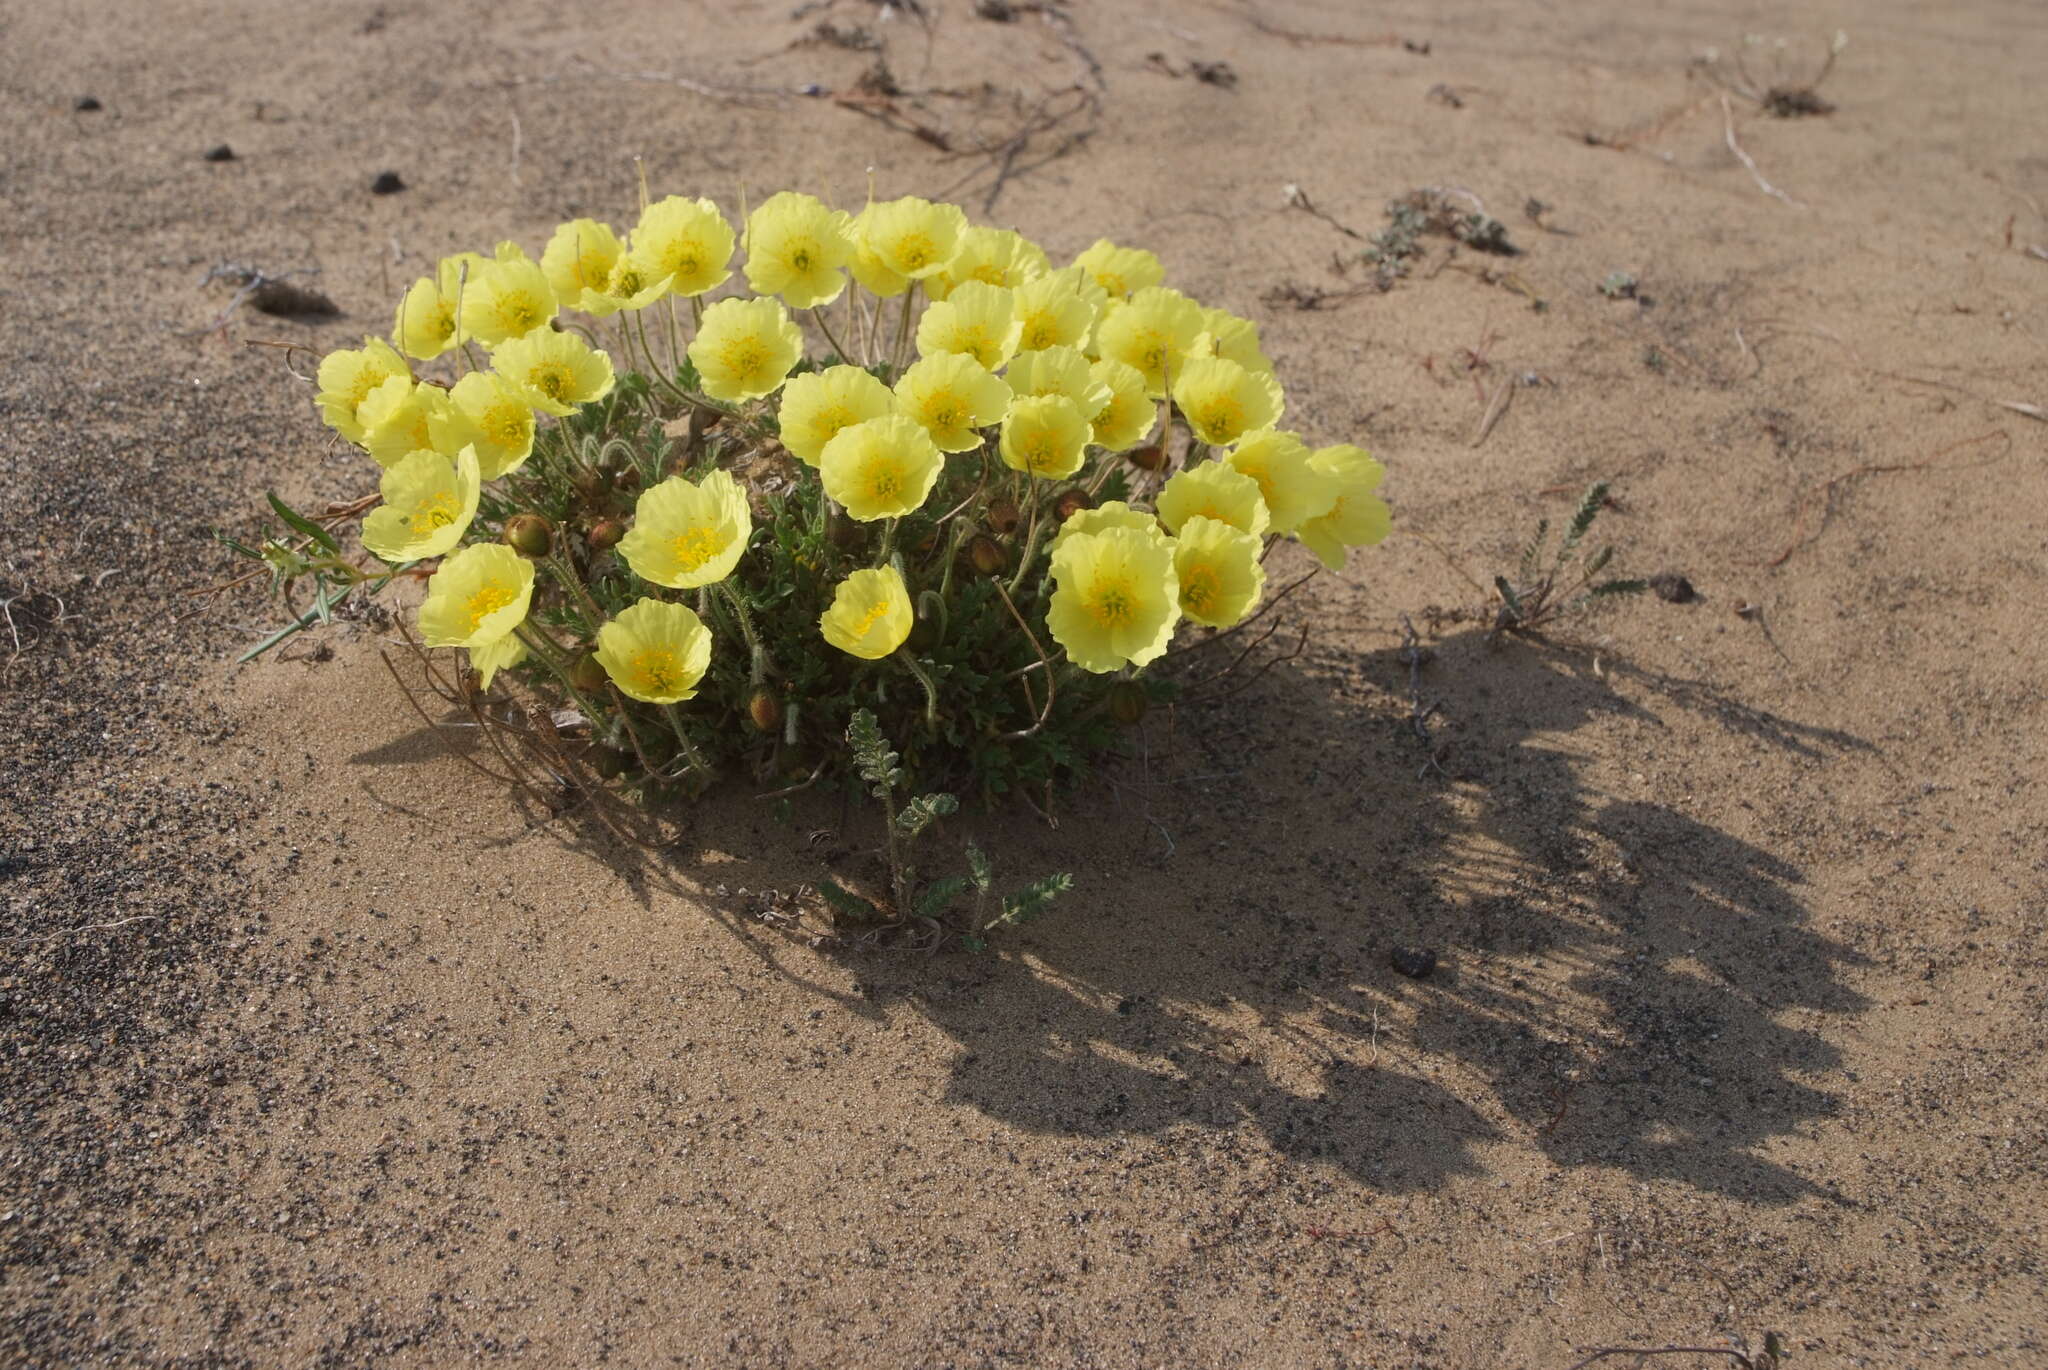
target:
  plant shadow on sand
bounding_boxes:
[357,625,1873,1204]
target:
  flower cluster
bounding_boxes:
[290,190,1390,801]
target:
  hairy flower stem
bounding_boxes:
[895,647,941,730]
[1005,481,1047,598]
[514,623,606,726]
[546,555,608,635]
[716,582,770,681]
[875,517,899,568]
[890,283,919,377]
[661,704,715,785]
[810,307,853,366]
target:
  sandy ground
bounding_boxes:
[5,0,2048,1365]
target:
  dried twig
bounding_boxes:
[1721,95,1798,206]
[1764,429,2010,567]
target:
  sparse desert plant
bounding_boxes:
[225,189,1392,936]
[1490,482,1646,637]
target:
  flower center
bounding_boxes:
[1181,564,1220,615]
[632,647,682,695]
[1197,395,1245,437]
[496,293,541,335]
[411,490,459,536]
[851,599,892,638]
[483,401,529,447]
[529,362,573,401]
[720,336,768,379]
[895,232,936,270]
[865,461,904,502]
[671,526,725,572]
[464,581,516,633]
[1087,575,1137,628]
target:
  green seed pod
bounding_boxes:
[1126,443,1167,471]
[502,513,554,557]
[747,689,783,734]
[1108,680,1148,725]
[966,534,1008,577]
[985,496,1022,535]
[586,518,627,552]
[569,652,609,694]
[1054,488,1093,523]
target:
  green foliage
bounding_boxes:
[1490,481,1648,637]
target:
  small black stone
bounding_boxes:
[74,95,102,112]
[369,170,406,194]
[1115,997,1138,1016]
[1649,572,1698,604]
[203,144,235,162]
[1390,946,1438,980]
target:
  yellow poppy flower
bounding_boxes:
[418,543,535,648]
[1095,286,1204,396]
[1046,525,1181,674]
[928,226,1049,300]
[391,257,475,361]
[743,190,853,308]
[1191,307,1276,375]
[819,415,945,521]
[845,202,910,298]
[618,469,753,589]
[540,218,624,308]
[490,327,615,417]
[1085,358,1157,453]
[594,598,714,704]
[315,338,411,443]
[1226,429,1339,534]
[468,631,527,691]
[429,370,536,478]
[861,195,967,280]
[581,250,674,318]
[998,393,1091,479]
[633,195,735,298]
[1072,238,1164,299]
[1004,345,1111,419]
[356,375,453,469]
[1171,515,1266,628]
[1155,460,1270,537]
[361,446,481,563]
[1296,444,1392,570]
[777,365,897,467]
[1012,266,1104,352]
[916,280,1021,371]
[458,244,559,348]
[894,353,1012,453]
[819,566,914,659]
[1050,499,1165,556]
[687,296,804,403]
[1172,355,1284,447]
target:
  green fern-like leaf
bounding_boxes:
[846,708,903,797]
[965,842,993,892]
[817,877,882,923]
[1494,574,1526,623]
[1558,481,1610,562]
[914,875,972,921]
[989,871,1075,930]
[895,791,959,839]
[1518,517,1549,587]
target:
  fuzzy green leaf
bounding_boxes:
[816,877,881,923]
[266,492,340,557]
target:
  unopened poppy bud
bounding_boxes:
[985,496,1021,535]
[571,468,610,503]
[612,465,642,494]
[569,652,609,694]
[502,513,553,557]
[1108,680,1148,725]
[586,518,627,551]
[1126,443,1166,471]
[747,689,783,734]
[1054,488,1092,523]
[966,534,1008,577]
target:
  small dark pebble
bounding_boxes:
[204,144,235,162]
[1390,946,1438,980]
[1115,997,1137,1017]
[1649,572,1698,604]
[370,170,406,194]
[74,95,102,112]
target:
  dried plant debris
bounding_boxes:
[1364,188,1518,288]
[201,263,340,322]
[1696,30,1847,117]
